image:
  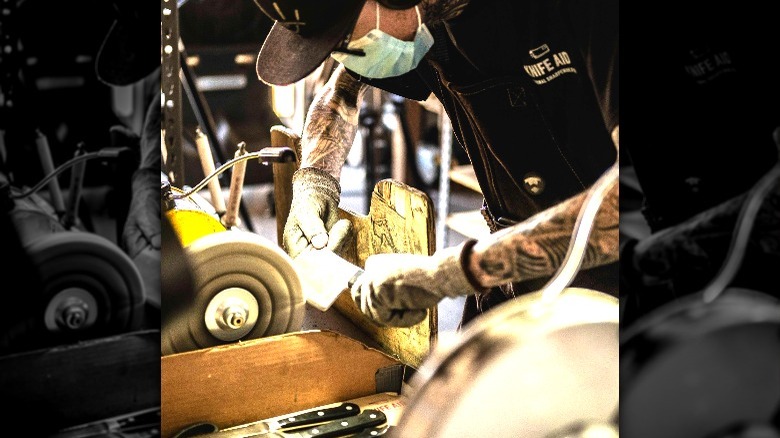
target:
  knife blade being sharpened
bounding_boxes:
[292,248,364,311]
[188,402,361,437]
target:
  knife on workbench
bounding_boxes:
[194,409,386,438]
[178,402,360,437]
[350,425,393,437]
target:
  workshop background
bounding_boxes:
[1,0,777,436]
[172,0,483,335]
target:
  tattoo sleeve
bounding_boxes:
[467,127,620,288]
[300,64,369,179]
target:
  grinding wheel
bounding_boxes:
[161,230,305,355]
[620,289,780,438]
[392,287,619,438]
[23,231,146,341]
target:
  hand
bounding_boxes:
[122,168,161,258]
[350,242,481,327]
[283,167,352,259]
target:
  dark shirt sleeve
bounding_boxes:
[563,0,619,132]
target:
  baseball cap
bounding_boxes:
[96,0,159,86]
[254,0,368,86]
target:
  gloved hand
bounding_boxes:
[122,168,161,258]
[350,241,484,327]
[121,90,162,259]
[283,167,352,259]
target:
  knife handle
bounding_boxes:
[276,403,361,430]
[296,410,387,438]
[350,425,392,437]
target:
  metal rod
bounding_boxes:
[222,142,248,229]
[178,40,255,232]
[194,127,226,215]
[436,112,453,251]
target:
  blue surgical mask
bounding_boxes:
[331,4,433,79]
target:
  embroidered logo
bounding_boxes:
[523,44,577,85]
[529,44,550,59]
[684,47,735,85]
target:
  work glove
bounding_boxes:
[351,240,484,327]
[121,91,162,258]
[122,168,161,258]
[283,167,352,259]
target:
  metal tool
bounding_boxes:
[222,142,248,229]
[194,126,227,216]
[292,248,364,312]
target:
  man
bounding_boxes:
[618,3,780,325]
[254,0,619,328]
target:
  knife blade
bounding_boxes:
[268,409,387,438]
[190,402,361,437]
[292,248,364,311]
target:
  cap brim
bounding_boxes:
[256,0,365,86]
[96,19,160,86]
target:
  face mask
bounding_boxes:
[331,4,433,79]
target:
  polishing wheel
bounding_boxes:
[394,287,619,438]
[161,230,305,355]
[25,231,146,338]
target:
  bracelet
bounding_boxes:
[459,239,491,294]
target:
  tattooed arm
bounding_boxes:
[300,64,369,177]
[466,126,620,288]
[350,128,619,327]
[282,65,370,258]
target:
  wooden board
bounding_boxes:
[446,209,491,240]
[270,125,437,368]
[335,180,437,368]
[161,331,402,438]
[448,164,482,194]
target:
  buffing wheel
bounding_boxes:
[393,288,619,438]
[621,290,780,438]
[161,230,305,355]
[25,231,146,340]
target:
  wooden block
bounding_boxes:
[448,164,482,194]
[335,179,437,368]
[161,331,402,438]
[446,209,491,240]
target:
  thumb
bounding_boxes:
[326,219,353,253]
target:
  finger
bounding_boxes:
[296,212,329,250]
[326,219,353,253]
[150,233,161,250]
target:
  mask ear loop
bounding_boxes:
[375,2,381,29]
[415,5,422,28]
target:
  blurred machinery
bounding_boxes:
[160,132,305,355]
[391,163,621,438]
[620,151,780,438]
[0,1,161,435]
[1,147,146,351]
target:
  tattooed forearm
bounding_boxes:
[467,179,620,288]
[300,64,369,178]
